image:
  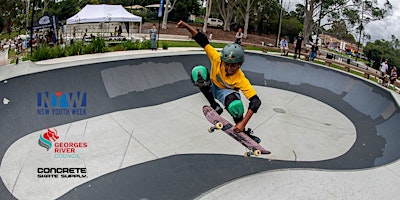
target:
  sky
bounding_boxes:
[283,0,400,43]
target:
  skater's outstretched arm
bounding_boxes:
[177,20,197,37]
[177,20,209,48]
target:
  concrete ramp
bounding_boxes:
[0,51,399,199]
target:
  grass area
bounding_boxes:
[159,40,227,48]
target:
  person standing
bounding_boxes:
[380,59,389,86]
[118,25,122,36]
[235,28,243,45]
[150,24,157,51]
[294,32,304,60]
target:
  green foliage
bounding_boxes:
[364,36,400,69]
[112,44,126,51]
[122,40,141,50]
[140,40,151,49]
[169,0,201,22]
[281,18,303,38]
[91,37,107,53]
[66,41,84,56]
[47,0,81,21]
[32,45,66,61]
[162,42,169,49]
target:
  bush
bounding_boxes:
[140,40,151,49]
[123,40,140,50]
[113,43,126,51]
[162,42,169,49]
[66,41,84,56]
[91,37,107,53]
[31,44,66,61]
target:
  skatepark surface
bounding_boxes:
[1,48,400,199]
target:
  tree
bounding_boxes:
[162,0,178,29]
[347,0,392,51]
[237,0,257,38]
[47,0,81,21]
[169,0,200,23]
[364,35,400,69]
[300,0,392,47]
[215,0,239,31]
[0,0,25,33]
[202,0,212,33]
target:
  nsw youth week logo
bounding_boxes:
[37,91,87,115]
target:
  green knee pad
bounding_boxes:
[191,65,208,84]
[227,100,244,118]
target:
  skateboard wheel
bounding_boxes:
[253,150,261,156]
[208,127,214,133]
[244,152,250,157]
[215,122,223,129]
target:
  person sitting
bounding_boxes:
[279,37,289,56]
[309,43,318,61]
[235,28,243,45]
[390,67,398,85]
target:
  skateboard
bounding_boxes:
[202,105,271,157]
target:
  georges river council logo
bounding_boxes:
[38,128,88,159]
[37,91,87,115]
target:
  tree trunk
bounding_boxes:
[162,0,177,29]
[216,0,236,31]
[203,0,212,33]
[162,0,170,29]
[243,0,252,39]
[303,0,315,45]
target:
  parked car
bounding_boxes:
[207,18,223,28]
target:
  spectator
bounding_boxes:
[149,24,157,50]
[293,32,304,60]
[235,28,243,45]
[309,43,318,61]
[279,37,289,56]
[380,59,389,86]
[390,67,397,85]
[118,25,122,36]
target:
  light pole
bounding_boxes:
[30,0,36,57]
[25,0,29,35]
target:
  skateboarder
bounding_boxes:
[177,20,261,143]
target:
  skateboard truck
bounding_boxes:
[244,149,261,157]
[208,122,223,133]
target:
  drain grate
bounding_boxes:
[273,108,286,113]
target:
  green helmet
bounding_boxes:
[220,43,244,64]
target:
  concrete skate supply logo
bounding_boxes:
[38,128,88,158]
[37,167,87,178]
[37,91,87,115]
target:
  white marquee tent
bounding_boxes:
[66,4,142,34]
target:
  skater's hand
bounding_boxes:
[234,121,245,133]
[176,20,187,29]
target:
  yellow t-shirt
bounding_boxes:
[204,44,257,99]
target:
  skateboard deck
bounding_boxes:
[202,105,271,156]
